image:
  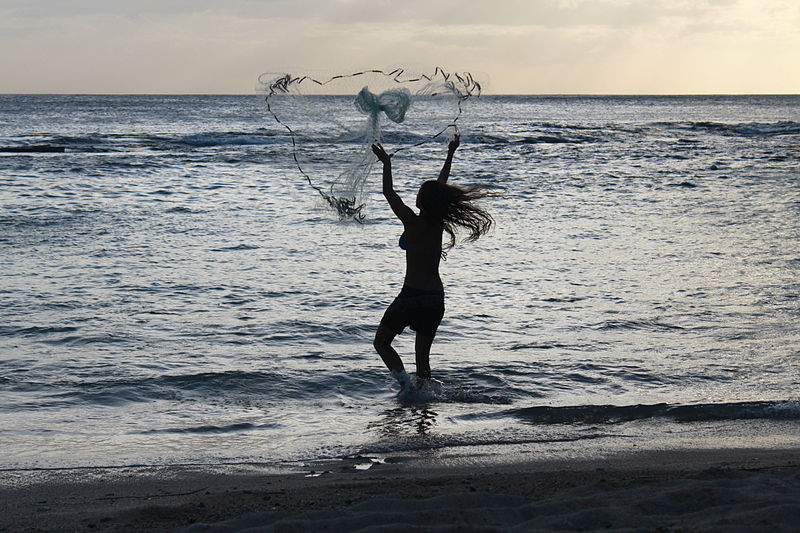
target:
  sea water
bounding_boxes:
[1,94,798,470]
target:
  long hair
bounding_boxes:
[417,180,494,250]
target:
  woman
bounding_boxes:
[371,135,493,392]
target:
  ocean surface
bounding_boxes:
[1,94,798,470]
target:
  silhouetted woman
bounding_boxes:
[371,135,493,392]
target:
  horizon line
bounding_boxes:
[1,92,799,97]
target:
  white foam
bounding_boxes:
[390,370,414,396]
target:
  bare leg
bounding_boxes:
[415,333,435,380]
[373,324,404,372]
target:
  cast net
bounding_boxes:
[258,67,481,221]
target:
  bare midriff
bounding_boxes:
[401,219,444,292]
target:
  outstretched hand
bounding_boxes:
[448,134,460,153]
[372,143,391,164]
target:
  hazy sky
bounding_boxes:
[1,0,798,94]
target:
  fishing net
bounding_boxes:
[258,67,481,221]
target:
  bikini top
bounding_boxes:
[399,232,447,260]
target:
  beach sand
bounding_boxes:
[1,447,799,532]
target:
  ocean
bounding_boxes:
[1,94,798,471]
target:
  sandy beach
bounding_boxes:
[2,446,798,532]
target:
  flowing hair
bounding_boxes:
[417,180,494,250]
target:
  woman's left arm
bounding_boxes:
[438,134,460,183]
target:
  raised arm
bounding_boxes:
[372,144,414,224]
[438,134,460,183]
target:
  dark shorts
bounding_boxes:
[380,286,445,337]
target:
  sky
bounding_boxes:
[0,0,798,94]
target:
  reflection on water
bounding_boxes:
[371,406,439,437]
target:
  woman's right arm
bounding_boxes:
[372,144,414,223]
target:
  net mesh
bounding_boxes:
[259,67,481,221]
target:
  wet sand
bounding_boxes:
[1,447,799,532]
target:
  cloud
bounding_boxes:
[0,0,755,27]
[0,0,797,93]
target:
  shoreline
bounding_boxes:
[2,446,798,532]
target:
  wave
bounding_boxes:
[0,122,613,155]
[586,318,686,331]
[209,243,261,252]
[507,341,600,352]
[2,369,387,410]
[686,121,800,136]
[139,422,280,435]
[47,134,109,151]
[516,134,600,144]
[356,428,612,459]
[0,212,103,233]
[3,131,284,152]
[0,325,80,337]
[2,366,522,411]
[506,400,800,425]
[164,206,204,214]
[318,129,603,147]
[39,334,132,346]
[397,379,514,406]
[178,132,280,147]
